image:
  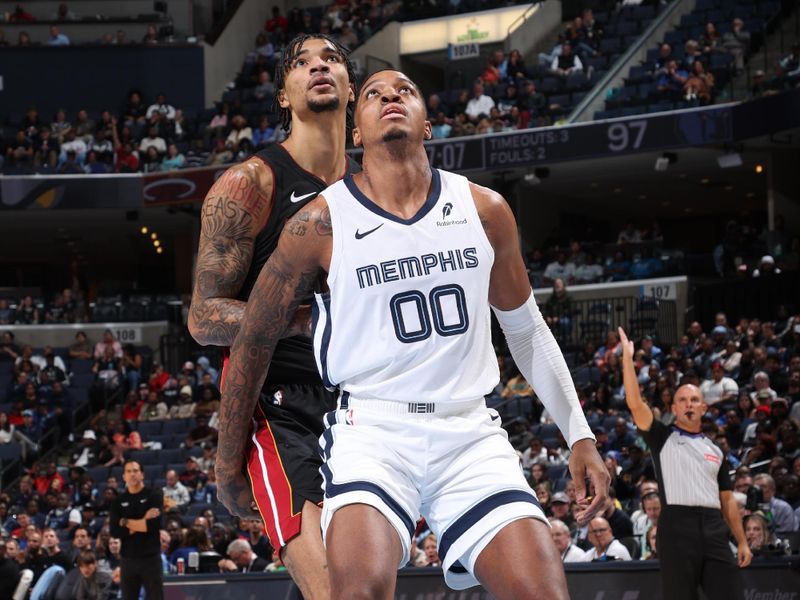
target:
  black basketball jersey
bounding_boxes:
[239,143,360,384]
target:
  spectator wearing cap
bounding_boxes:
[82,503,103,538]
[138,392,168,421]
[752,255,781,277]
[550,492,574,529]
[16,409,43,453]
[179,361,197,387]
[580,516,631,561]
[753,474,797,534]
[71,430,98,468]
[550,518,583,562]
[168,386,196,419]
[700,362,739,405]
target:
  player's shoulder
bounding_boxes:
[466,180,509,220]
[284,194,332,239]
[202,157,274,224]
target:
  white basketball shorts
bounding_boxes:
[319,395,547,590]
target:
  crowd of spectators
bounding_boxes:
[0,2,173,47]
[494,310,800,563]
[0,297,799,596]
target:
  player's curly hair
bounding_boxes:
[273,33,357,132]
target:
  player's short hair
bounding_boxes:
[273,33,356,132]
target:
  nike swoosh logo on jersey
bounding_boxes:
[290,191,317,203]
[355,224,384,239]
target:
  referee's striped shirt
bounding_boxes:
[640,420,732,509]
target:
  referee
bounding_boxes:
[110,459,164,600]
[618,327,751,600]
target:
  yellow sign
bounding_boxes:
[399,4,534,55]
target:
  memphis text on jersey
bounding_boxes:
[356,247,480,289]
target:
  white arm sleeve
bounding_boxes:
[492,291,594,449]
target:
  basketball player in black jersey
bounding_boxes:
[188,35,357,599]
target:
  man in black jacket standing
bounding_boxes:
[110,460,163,600]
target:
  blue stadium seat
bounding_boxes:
[539,78,561,94]
[599,37,622,54]
[616,21,638,37]
[539,423,560,439]
[159,448,185,464]
[70,359,94,375]
[88,466,110,484]
[144,465,163,481]
[0,443,21,462]
[71,373,96,389]
[548,465,568,480]
[137,421,163,437]
[163,419,195,435]
[632,5,656,20]
[130,450,159,465]
[565,72,588,91]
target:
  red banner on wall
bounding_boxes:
[142,166,227,207]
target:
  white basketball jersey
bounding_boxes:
[312,168,499,405]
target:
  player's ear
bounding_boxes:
[423,120,432,141]
[348,83,356,104]
[278,88,290,110]
[352,126,362,148]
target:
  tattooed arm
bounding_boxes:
[188,159,273,347]
[215,197,333,517]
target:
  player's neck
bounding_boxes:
[282,113,347,184]
[359,146,432,216]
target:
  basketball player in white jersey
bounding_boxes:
[218,70,609,599]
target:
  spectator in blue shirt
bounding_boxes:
[251,116,274,150]
[430,112,451,139]
[161,144,186,170]
[47,25,70,46]
[606,250,632,282]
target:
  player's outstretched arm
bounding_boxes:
[188,159,273,347]
[215,197,330,518]
[472,182,608,525]
[617,327,654,431]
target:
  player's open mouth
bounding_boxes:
[309,76,335,90]
[381,105,407,119]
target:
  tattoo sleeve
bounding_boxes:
[215,210,322,474]
[189,166,270,346]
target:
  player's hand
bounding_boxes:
[617,327,634,362]
[285,304,312,338]
[737,541,752,568]
[569,438,610,526]
[144,508,161,520]
[216,467,260,519]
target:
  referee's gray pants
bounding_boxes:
[657,505,743,600]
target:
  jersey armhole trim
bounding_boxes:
[323,191,343,288]
[464,178,496,264]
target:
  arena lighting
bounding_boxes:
[755,164,764,174]
[150,232,158,240]
[154,240,161,248]
[156,247,164,254]
[717,152,743,169]
[140,226,148,235]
